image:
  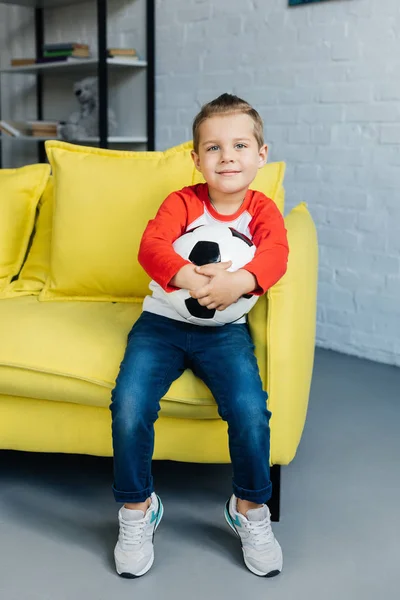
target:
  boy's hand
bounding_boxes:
[170,261,232,291]
[170,263,209,290]
[190,266,258,311]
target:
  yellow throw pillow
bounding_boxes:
[0,164,50,295]
[192,160,286,214]
[5,177,54,297]
[40,141,196,302]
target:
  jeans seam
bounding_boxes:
[191,354,229,420]
[159,352,186,397]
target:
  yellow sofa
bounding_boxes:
[0,141,318,517]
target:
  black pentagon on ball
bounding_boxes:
[189,241,221,266]
[185,297,216,319]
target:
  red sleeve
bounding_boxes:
[138,191,191,292]
[244,194,289,295]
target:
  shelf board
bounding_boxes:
[0,0,84,7]
[0,135,148,143]
[0,58,147,75]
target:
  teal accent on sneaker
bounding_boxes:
[232,513,242,528]
[150,511,157,524]
[225,500,242,530]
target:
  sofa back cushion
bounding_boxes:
[40,141,196,302]
[0,164,50,296]
[6,176,54,297]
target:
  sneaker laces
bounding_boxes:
[244,517,275,547]
[119,516,147,546]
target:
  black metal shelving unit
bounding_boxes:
[0,0,155,167]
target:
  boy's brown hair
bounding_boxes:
[192,93,264,153]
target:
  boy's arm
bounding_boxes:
[243,196,289,295]
[139,190,232,292]
[191,196,288,310]
[138,192,192,292]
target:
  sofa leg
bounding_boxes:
[267,465,281,522]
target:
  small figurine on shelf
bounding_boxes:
[58,76,117,141]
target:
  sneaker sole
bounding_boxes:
[224,500,282,578]
[118,495,164,579]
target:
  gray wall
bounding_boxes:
[1,0,400,366]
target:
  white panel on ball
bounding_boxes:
[166,225,259,326]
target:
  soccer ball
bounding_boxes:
[166,224,259,326]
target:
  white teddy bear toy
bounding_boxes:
[58,76,117,141]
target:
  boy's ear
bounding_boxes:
[258,144,268,168]
[191,150,202,172]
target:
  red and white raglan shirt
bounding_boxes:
[139,183,289,324]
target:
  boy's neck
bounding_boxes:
[208,187,248,215]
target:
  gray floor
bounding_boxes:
[1,348,399,600]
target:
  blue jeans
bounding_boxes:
[110,311,272,504]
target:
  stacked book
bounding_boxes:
[107,48,139,60]
[10,58,36,67]
[0,120,58,138]
[39,42,91,62]
[30,121,59,137]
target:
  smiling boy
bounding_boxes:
[110,93,289,579]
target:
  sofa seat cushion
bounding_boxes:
[0,297,219,419]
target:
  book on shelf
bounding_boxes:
[43,42,89,51]
[0,120,58,138]
[107,48,138,57]
[31,124,58,134]
[11,58,36,66]
[30,121,59,138]
[43,49,91,58]
[31,131,57,138]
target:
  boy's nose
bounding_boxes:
[221,151,234,162]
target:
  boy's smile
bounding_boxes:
[192,113,267,212]
[218,170,241,176]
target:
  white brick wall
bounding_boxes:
[1,0,399,366]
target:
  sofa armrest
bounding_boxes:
[248,202,318,465]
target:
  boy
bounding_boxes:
[110,93,289,578]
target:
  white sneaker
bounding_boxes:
[114,492,163,578]
[224,494,282,577]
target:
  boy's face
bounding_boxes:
[191,113,267,200]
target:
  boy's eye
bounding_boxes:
[206,143,247,151]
